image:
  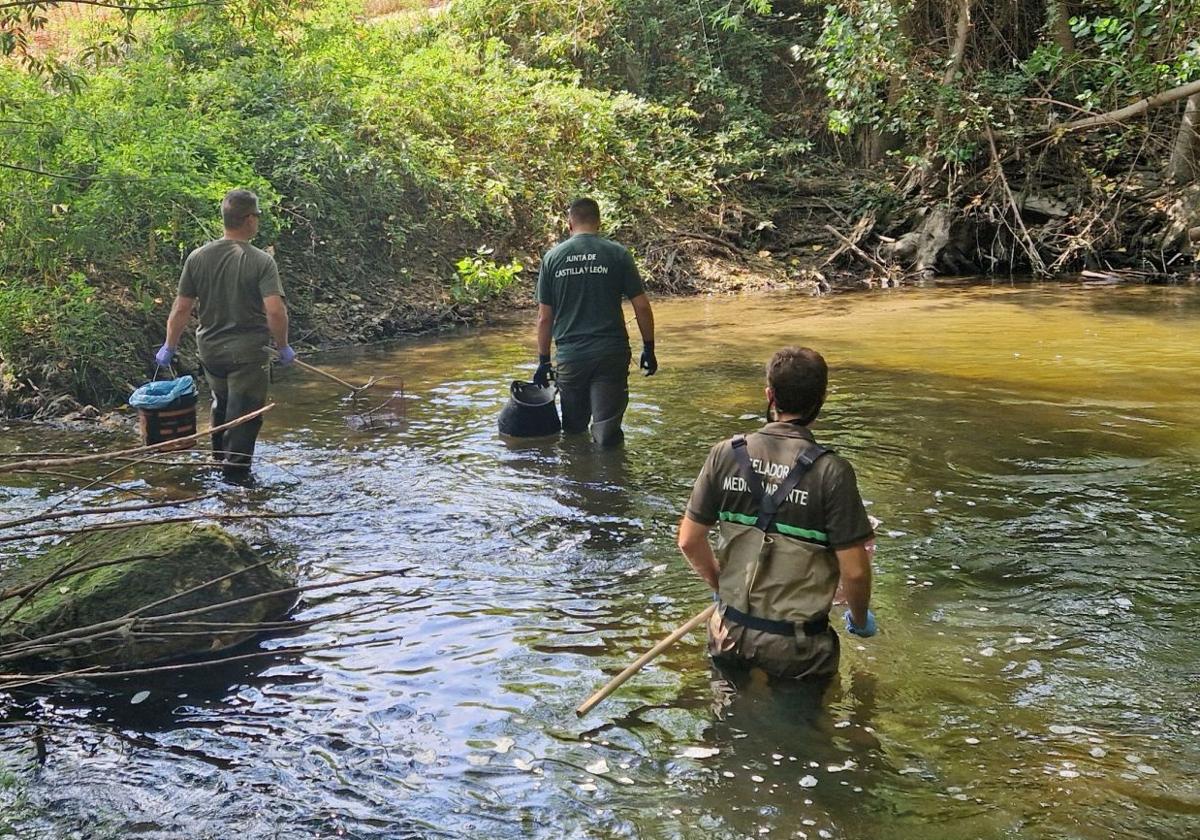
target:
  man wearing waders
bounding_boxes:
[155,189,295,479]
[677,347,877,681]
[532,197,656,447]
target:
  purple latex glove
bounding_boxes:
[277,345,296,366]
[155,344,175,367]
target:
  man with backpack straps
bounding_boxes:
[677,347,877,681]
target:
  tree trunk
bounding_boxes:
[941,0,972,89]
[1167,93,1200,184]
[1049,1,1075,55]
[932,0,972,130]
[863,75,907,164]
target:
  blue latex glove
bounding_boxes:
[844,609,878,638]
[639,342,658,376]
[533,354,554,387]
[155,344,175,368]
[277,345,296,366]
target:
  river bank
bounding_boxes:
[5,0,1200,420]
[6,234,1197,424]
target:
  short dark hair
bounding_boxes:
[766,347,828,425]
[221,189,260,228]
[568,197,600,227]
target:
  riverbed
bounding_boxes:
[2,282,1198,839]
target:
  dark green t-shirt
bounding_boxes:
[535,233,645,363]
[685,422,874,549]
[178,239,284,364]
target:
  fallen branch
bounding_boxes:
[1057,79,1200,134]
[819,215,874,268]
[0,553,165,602]
[0,568,408,662]
[0,495,212,531]
[10,471,153,500]
[0,403,275,474]
[0,633,406,689]
[986,125,1047,276]
[0,510,332,545]
[822,225,889,274]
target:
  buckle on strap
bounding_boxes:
[722,605,829,637]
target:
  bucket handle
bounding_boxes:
[153,363,177,381]
[511,380,558,399]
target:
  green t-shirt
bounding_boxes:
[178,239,284,364]
[685,422,874,549]
[535,233,645,363]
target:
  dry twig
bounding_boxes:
[0,404,275,474]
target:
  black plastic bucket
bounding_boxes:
[137,391,198,451]
[498,381,561,438]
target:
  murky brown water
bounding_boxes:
[2,282,1199,839]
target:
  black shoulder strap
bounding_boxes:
[730,436,827,531]
[730,435,766,504]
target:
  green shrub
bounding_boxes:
[0,0,746,409]
[452,251,523,304]
[0,272,140,407]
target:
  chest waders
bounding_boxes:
[718,436,831,638]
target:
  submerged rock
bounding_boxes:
[0,523,296,669]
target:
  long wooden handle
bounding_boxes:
[575,603,716,717]
[293,358,363,391]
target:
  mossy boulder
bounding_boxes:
[0,523,296,669]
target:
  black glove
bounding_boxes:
[639,342,658,376]
[533,354,554,387]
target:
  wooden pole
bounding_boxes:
[575,603,716,717]
[292,358,367,392]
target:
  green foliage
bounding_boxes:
[1062,1,1200,110]
[809,0,908,136]
[452,250,523,304]
[445,0,803,181]
[0,272,139,406]
[0,0,736,409]
[807,0,1200,166]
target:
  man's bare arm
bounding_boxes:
[835,540,873,629]
[536,303,554,358]
[677,516,719,591]
[264,294,289,350]
[629,293,654,345]
[164,295,196,349]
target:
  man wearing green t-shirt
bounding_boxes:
[678,347,877,682]
[156,189,295,477]
[533,198,656,447]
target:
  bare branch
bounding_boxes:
[0,494,212,531]
[1057,79,1200,134]
[0,510,332,545]
[0,0,222,12]
[0,403,275,473]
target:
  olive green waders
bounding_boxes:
[710,436,841,680]
[555,350,631,447]
[201,354,270,474]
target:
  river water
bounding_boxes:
[1,282,1198,839]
